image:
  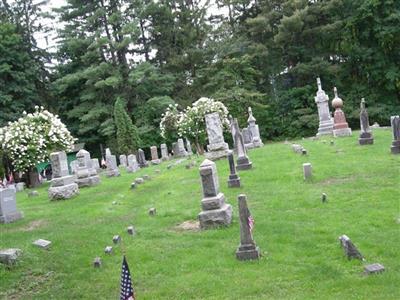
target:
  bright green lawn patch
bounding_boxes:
[1,129,399,299]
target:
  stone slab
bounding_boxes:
[0,248,22,265]
[33,239,51,249]
[236,246,261,261]
[201,193,225,211]
[364,263,385,275]
[198,204,232,229]
[48,183,79,200]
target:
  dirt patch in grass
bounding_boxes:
[173,220,200,232]
[5,219,48,233]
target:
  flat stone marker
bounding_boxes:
[149,208,156,216]
[127,226,135,235]
[292,144,303,153]
[130,182,136,189]
[303,163,312,179]
[112,235,121,244]
[227,152,240,188]
[33,239,51,249]
[364,263,385,275]
[28,191,39,197]
[93,257,102,268]
[339,234,364,260]
[167,164,172,170]
[134,178,144,184]
[104,246,113,254]
[143,175,151,181]
[155,169,161,174]
[236,194,260,261]
[321,193,327,203]
[0,248,22,265]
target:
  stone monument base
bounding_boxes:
[127,166,139,173]
[333,127,352,137]
[228,174,240,188]
[391,140,400,154]
[77,175,100,187]
[198,204,232,229]
[106,169,121,177]
[205,149,231,161]
[48,183,79,200]
[151,159,161,165]
[201,193,225,211]
[236,244,261,261]
[316,120,334,136]
[359,132,374,145]
[236,156,252,171]
[0,211,23,224]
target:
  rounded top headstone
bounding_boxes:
[332,87,343,109]
[200,159,214,168]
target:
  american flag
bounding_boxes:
[120,256,135,300]
[248,215,255,233]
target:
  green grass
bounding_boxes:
[1,129,399,299]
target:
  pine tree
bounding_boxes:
[114,98,141,154]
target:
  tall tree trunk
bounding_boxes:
[27,167,40,188]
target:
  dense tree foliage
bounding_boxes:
[1,0,399,157]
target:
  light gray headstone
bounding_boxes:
[0,248,22,265]
[33,239,51,249]
[0,188,23,224]
[75,149,100,187]
[359,98,374,145]
[127,154,139,173]
[247,107,263,147]
[390,115,400,154]
[205,112,230,160]
[119,154,127,167]
[106,155,120,177]
[15,182,25,192]
[234,122,252,170]
[50,151,69,178]
[303,163,312,179]
[314,77,333,136]
[160,144,169,161]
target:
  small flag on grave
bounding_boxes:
[120,256,135,300]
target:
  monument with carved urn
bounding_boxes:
[332,87,352,137]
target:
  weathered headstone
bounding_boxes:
[48,151,79,200]
[33,239,51,249]
[242,128,253,150]
[93,257,102,267]
[150,146,161,164]
[390,115,400,154]
[198,159,232,229]
[149,208,156,216]
[119,154,127,168]
[185,139,193,155]
[106,154,121,177]
[0,248,22,265]
[247,107,263,147]
[332,87,352,137]
[126,154,139,173]
[69,160,78,175]
[229,115,238,153]
[175,138,188,157]
[160,144,169,161]
[16,182,25,192]
[0,188,23,224]
[136,149,149,168]
[130,182,136,189]
[172,142,179,157]
[233,121,252,170]
[338,234,364,260]
[315,77,334,136]
[205,112,230,160]
[75,149,100,187]
[91,158,101,172]
[112,235,121,244]
[127,226,135,235]
[292,144,303,153]
[236,194,261,261]
[134,178,144,184]
[358,98,374,145]
[28,191,39,197]
[227,152,240,188]
[364,263,385,275]
[105,148,111,157]
[104,246,113,254]
[303,163,312,179]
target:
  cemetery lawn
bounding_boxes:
[1,129,399,300]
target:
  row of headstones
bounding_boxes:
[314,77,400,153]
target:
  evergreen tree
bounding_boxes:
[114,98,140,154]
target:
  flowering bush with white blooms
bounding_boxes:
[159,104,183,141]
[0,106,76,172]
[177,97,230,152]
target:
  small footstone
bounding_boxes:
[143,175,150,181]
[104,246,113,254]
[0,248,22,265]
[112,235,121,244]
[28,191,39,197]
[127,226,135,235]
[112,201,117,205]
[155,169,161,174]
[33,239,51,249]
[134,178,144,184]
[302,149,308,155]
[330,140,334,145]
[339,234,364,260]
[303,163,312,180]
[130,182,136,189]
[321,193,327,203]
[167,164,172,170]
[149,208,156,216]
[364,263,385,275]
[93,257,102,268]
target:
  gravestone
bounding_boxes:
[185,139,193,155]
[149,208,156,216]
[33,239,51,249]
[175,138,188,158]
[69,160,78,175]
[242,128,253,150]
[292,144,303,154]
[135,178,144,184]
[91,158,101,172]
[106,154,120,177]
[204,112,230,160]
[390,115,400,154]
[16,182,25,192]
[75,149,100,187]
[247,107,263,147]
[160,144,169,161]
[136,149,149,168]
[172,142,179,157]
[28,191,39,197]
[119,155,127,168]
[315,77,334,136]
[227,152,240,188]
[303,163,312,179]
[105,148,111,157]
[48,151,79,200]
[339,234,364,260]
[358,98,374,145]
[0,248,22,265]
[150,146,161,164]
[113,235,121,244]
[229,115,238,153]
[364,263,385,275]
[93,257,102,267]
[104,246,113,254]
[332,87,352,137]
[236,194,261,261]
[127,226,135,235]
[126,154,139,173]
[0,188,23,223]
[233,121,252,170]
[198,159,232,229]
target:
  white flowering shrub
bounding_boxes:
[0,106,76,172]
[159,104,183,141]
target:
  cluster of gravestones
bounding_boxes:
[314,77,400,153]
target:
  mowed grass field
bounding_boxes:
[1,129,399,299]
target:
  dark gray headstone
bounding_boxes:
[364,263,385,275]
[339,234,364,260]
[104,246,113,254]
[390,115,400,154]
[112,235,121,244]
[227,152,240,188]
[358,98,374,145]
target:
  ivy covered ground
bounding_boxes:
[1,129,399,299]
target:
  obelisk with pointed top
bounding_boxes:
[315,77,333,136]
[390,115,400,154]
[247,107,263,147]
[236,194,261,260]
[358,98,374,145]
[332,87,352,137]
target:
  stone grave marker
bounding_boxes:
[358,98,374,145]
[75,149,100,187]
[126,154,139,173]
[185,139,193,155]
[332,87,352,137]
[93,257,102,267]
[0,188,23,223]
[136,149,149,168]
[16,182,25,192]
[149,208,156,216]
[119,155,127,168]
[106,154,121,177]
[390,115,400,154]
[104,246,113,254]
[112,235,121,244]
[247,107,263,147]
[49,151,79,200]
[233,121,252,170]
[364,263,385,275]
[227,152,240,188]
[135,178,144,184]
[150,146,161,164]
[205,112,230,160]
[127,226,135,235]
[303,163,312,179]
[339,234,364,260]
[160,144,169,161]
[0,248,22,265]
[33,239,51,249]
[28,191,39,197]
[315,77,334,136]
